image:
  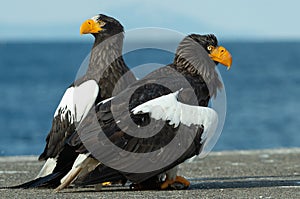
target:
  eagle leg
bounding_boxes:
[160,176,190,190]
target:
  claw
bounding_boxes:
[160,176,190,190]
[102,181,112,186]
[93,182,112,191]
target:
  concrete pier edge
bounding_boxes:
[0,148,299,198]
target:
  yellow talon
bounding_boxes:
[102,181,112,186]
[160,176,190,190]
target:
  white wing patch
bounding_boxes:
[132,90,181,127]
[73,80,99,122]
[132,90,218,127]
[132,89,219,152]
[54,87,75,120]
[54,80,99,123]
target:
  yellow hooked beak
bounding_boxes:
[80,19,103,35]
[209,46,232,69]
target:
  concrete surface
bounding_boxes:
[0,148,299,199]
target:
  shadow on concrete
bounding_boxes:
[189,175,300,189]
[58,175,300,193]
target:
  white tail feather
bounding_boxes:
[35,158,57,179]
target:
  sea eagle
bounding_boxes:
[56,34,232,190]
[11,14,136,189]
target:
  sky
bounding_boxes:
[0,0,299,41]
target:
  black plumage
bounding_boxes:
[39,14,135,161]
[11,14,136,189]
[71,34,232,188]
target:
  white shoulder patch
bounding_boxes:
[73,80,99,122]
[54,87,75,119]
[132,89,219,151]
[54,80,99,123]
[132,90,181,126]
[132,90,218,127]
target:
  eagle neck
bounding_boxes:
[84,32,128,98]
[173,37,223,97]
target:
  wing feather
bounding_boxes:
[39,80,99,161]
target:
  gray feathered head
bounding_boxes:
[174,34,232,97]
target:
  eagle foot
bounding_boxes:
[94,182,115,191]
[101,182,112,186]
[160,176,190,190]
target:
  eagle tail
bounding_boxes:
[2,171,65,189]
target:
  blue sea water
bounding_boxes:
[0,41,299,156]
